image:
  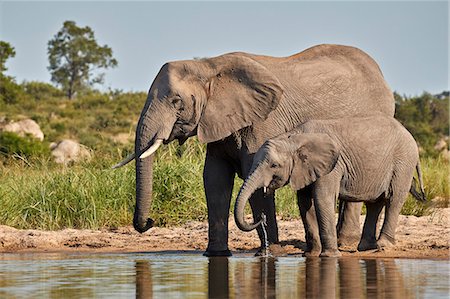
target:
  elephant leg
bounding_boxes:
[203,148,235,257]
[297,186,321,256]
[378,191,408,249]
[249,189,282,255]
[358,200,384,251]
[312,174,341,257]
[337,200,363,247]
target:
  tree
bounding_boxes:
[47,21,118,99]
[0,41,16,76]
[0,41,26,104]
[395,92,449,155]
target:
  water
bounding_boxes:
[0,253,448,298]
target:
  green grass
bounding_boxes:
[0,157,135,230]
[0,139,207,230]
[400,156,449,216]
[1,139,446,230]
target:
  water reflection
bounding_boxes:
[131,256,446,299]
[207,257,228,298]
[0,254,448,298]
[135,260,152,299]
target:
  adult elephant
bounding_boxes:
[114,44,395,256]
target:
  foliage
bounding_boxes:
[400,156,449,215]
[0,76,28,105]
[47,21,118,99]
[0,132,50,159]
[0,40,15,75]
[0,157,135,230]
[395,92,449,154]
[22,81,65,100]
[0,41,29,106]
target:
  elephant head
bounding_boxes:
[113,53,284,233]
[234,132,340,231]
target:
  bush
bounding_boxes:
[22,81,64,100]
[0,132,50,159]
[395,92,449,155]
[0,76,28,105]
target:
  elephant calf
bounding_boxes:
[234,115,426,257]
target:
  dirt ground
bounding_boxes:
[0,208,448,259]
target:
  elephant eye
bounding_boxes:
[270,163,279,168]
[171,95,181,104]
[171,96,184,110]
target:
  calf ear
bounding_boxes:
[197,53,283,143]
[290,133,340,190]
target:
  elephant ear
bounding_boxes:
[197,54,284,143]
[290,133,340,190]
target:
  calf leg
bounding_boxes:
[297,186,321,256]
[313,174,341,257]
[378,191,409,249]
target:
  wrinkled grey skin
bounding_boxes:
[119,44,395,256]
[234,115,426,257]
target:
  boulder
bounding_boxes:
[440,149,450,162]
[3,119,44,141]
[112,132,133,145]
[434,138,448,152]
[50,139,91,165]
[434,137,449,161]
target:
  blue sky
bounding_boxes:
[0,1,448,96]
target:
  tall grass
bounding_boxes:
[0,158,135,230]
[0,140,447,230]
[401,156,449,215]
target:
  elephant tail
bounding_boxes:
[409,161,426,202]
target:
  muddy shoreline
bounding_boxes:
[1,208,448,259]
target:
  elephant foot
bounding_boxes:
[304,243,321,257]
[357,238,378,251]
[304,250,321,258]
[306,239,322,254]
[255,244,287,257]
[338,233,361,247]
[203,249,232,257]
[319,249,342,258]
[377,234,395,249]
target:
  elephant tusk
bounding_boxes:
[139,139,163,159]
[112,153,136,169]
[263,186,267,194]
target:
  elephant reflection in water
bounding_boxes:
[212,257,276,299]
[134,258,410,298]
[133,258,276,299]
[306,258,411,299]
[364,259,412,299]
[208,257,229,298]
[211,257,411,298]
[135,260,153,299]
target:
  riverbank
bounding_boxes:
[1,208,448,259]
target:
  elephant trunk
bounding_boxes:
[134,154,155,233]
[234,170,265,232]
[133,99,177,233]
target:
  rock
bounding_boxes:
[51,139,91,165]
[2,119,44,141]
[433,137,449,161]
[112,132,133,145]
[440,149,450,162]
[434,138,448,152]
